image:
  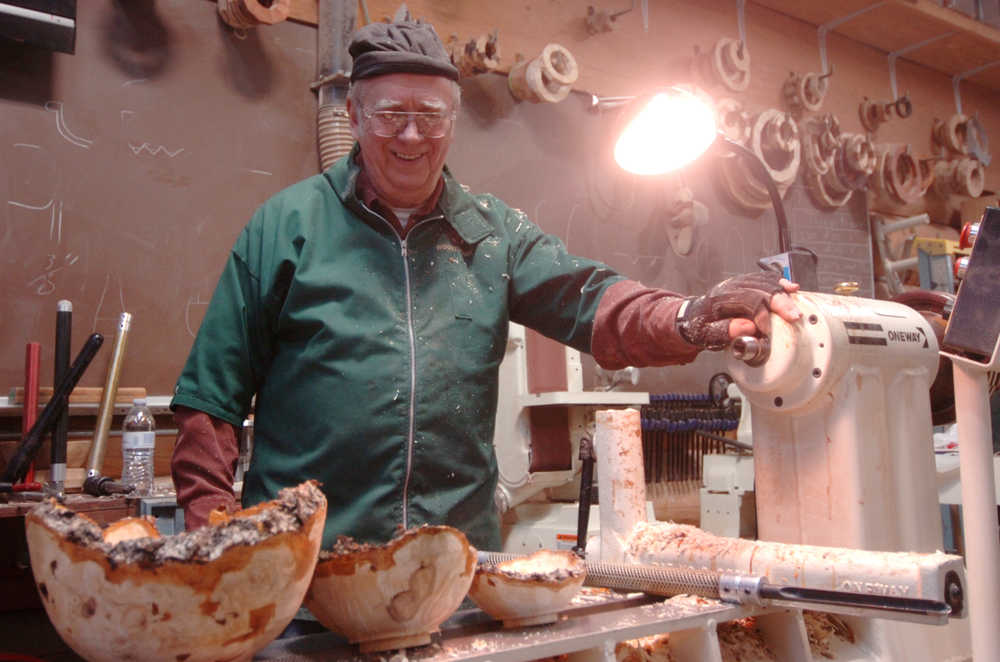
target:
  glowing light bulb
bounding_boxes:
[614,88,718,176]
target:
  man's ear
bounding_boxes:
[345,98,362,139]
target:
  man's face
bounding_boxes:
[348,73,456,209]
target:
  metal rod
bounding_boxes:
[86,313,131,477]
[695,429,753,452]
[887,33,954,100]
[476,552,951,624]
[760,584,950,618]
[1,333,104,486]
[953,59,1000,115]
[952,361,1000,659]
[50,299,72,492]
[736,0,746,49]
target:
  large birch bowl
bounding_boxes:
[304,525,476,652]
[468,549,586,627]
[25,481,326,662]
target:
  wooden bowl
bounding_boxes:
[304,525,476,653]
[468,549,586,627]
[25,481,326,662]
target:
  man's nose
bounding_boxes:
[398,117,422,141]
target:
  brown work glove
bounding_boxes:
[676,270,786,350]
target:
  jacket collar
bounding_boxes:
[327,145,493,245]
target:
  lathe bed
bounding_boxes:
[255,589,777,661]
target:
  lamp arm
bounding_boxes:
[713,136,791,254]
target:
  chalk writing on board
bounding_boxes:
[121,232,156,251]
[91,272,126,332]
[247,169,273,176]
[563,202,581,253]
[44,101,94,149]
[532,200,546,227]
[14,143,40,150]
[122,79,147,87]
[128,142,185,158]
[8,198,63,243]
[27,253,79,296]
[185,294,210,338]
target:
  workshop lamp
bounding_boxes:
[610,85,792,257]
[613,87,718,176]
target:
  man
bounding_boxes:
[170,20,799,551]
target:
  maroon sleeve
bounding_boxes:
[171,406,240,530]
[590,279,702,370]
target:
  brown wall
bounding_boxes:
[357,0,1000,214]
[2,0,997,405]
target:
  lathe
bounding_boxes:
[259,211,1000,661]
[249,291,973,662]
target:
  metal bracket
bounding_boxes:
[953,60,1000,115]
[887,33,954,100]
[817,2,885,76]
[736,0,746,49]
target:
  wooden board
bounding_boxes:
[751,0,1000,89]
[9,386,147,405]
[0,434,176,486]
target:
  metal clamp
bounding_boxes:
[718,573,764,605]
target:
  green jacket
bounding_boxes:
[171,153,624,550]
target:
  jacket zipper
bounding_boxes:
[359,202,443,530]
[398,238,414,529]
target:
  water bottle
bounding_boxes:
[122,398,155,496]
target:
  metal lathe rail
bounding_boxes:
[255,590,771,662]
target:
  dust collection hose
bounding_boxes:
[476,552,955,624]
[317,94,353,171]
[315,0,357,171]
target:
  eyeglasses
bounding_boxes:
[362,109,456,138]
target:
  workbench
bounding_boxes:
[0,493,135,612]
[255,590,770,662]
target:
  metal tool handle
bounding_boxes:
[87,312,131,477]
[759,584,952,620]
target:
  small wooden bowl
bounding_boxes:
[305,525,476,653]
[468,549,586,628]
[25,481,326,662]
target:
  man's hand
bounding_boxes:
[677,271,801,351]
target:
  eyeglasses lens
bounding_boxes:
[369,111,451,138]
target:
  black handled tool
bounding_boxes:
[48,300,73,496]
[572,437,595,558]
[1,333,104,488]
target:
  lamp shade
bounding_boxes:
[613,87,718,176]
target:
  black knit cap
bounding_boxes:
[349,20,459,82]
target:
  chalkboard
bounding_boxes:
[1,3,319,396]
[1,3,873,398]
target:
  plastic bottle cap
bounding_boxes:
[134,398,147,406]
